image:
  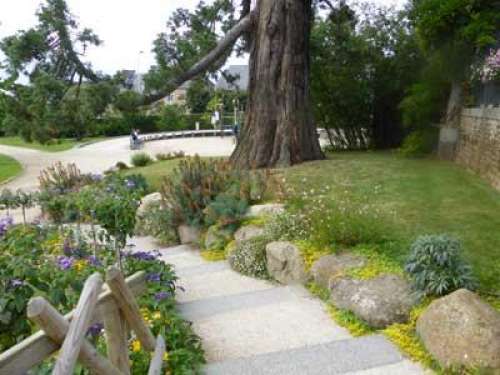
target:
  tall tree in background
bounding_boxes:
[144,0,325,167]
[0,0,101,141]
[410,0,500,128]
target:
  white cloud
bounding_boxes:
[0,0,407,75]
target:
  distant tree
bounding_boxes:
[186,79,212,113]
[0,0,101,142]
[311,2,423,149]
[409,0,500,127]
[156,104,188,131]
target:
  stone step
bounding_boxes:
[179,285,351,362]
[175,266,275,303]
[203,335,411,375]
[344,360,425,375]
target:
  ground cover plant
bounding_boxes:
[0,154,22,184]
[283,151,500,294]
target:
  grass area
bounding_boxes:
[284,151,500,293]
[0,154,22,184]
[0,136,105,152]
[124,159,182,191]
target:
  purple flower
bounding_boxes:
[125,179,136,189]
[87,255,101,267]
[10,279,24,288]
[0,216,13,237]
[87,323,104,338]
[126,251,158,262]
[154,291,170,301]
[91,174,103,182]
[57,256,74,271]
[146,273,161,282]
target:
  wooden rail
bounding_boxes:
[0,268,167,375]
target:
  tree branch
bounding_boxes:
[143,12,253,105]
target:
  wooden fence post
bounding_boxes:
[53,273,103,375]
[147,335,166,375]
[103,301,131,375]
[106,267,156,351]
[27,297,122,375]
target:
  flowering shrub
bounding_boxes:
[228,236,270,279]
[0,216,13,237]
[0,224,204,373]
[264,211,311,242]
[478,48,500,82]
[135,201,179,246]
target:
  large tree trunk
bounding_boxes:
[445,81,464,127]
[230,0,324,168]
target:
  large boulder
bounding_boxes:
[266,241,307,284]
[178,225,201,245]
[234,225,265,244]
[246,203,285,218]
[311,253,366,289]
[204,225,233,250]
[416,289,500,370]
[330,275,417,328]
[137,192,162,217]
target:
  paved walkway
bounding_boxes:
[131,236,426,375]
[0,135,235,191]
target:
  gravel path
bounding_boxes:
[130,236,427,375]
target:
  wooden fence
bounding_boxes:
[0,268,165,375]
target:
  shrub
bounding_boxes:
[131,153,153,167]
[38,162,93,193]
[116,161,129,170]
[228,236,270,279]
[264,211,310,242]
[160,156,269,227]
[204,193,249,230]
[135,201,179,246]
[405,235,476,296]
[155,151,185,161]
[399,128,438,157]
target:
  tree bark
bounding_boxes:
[230,0,324,168]
[445,81,464,127]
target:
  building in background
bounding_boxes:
[215,65,249,92]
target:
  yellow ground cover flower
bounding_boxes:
[132,340,141,352]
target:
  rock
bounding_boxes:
[204,225,233,250]
[266,241,307,284]
[311,253,366,289]
[330,275,417,328]
[246,203,286,218]
[178,225,201,245]
[234,225,265,244]
[137,192,162,216]
[416,289,500,370]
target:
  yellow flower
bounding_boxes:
[163,352,169,361]
[74,260,86,272]
[152,312,161,320]
[132,340,141,352]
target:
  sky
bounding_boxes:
[0,0,406,76]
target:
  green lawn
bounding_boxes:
[0,154,22,184]
[284,151,500,293]
[124,159,182,191]
[0,136,105,152]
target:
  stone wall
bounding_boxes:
[455,106,500,190]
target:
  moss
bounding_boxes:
[382,301,436,369]
[347,244,404,279]
[295,240,332,270]
[240,216,269,227]
[200,250,226,262]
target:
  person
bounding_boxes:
[131,129,138,144]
